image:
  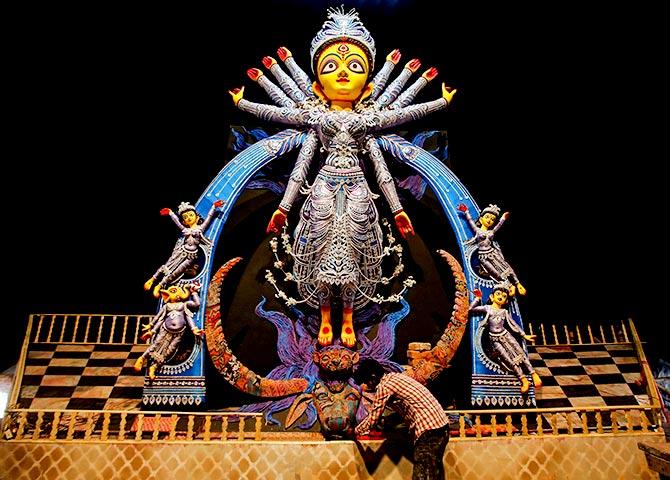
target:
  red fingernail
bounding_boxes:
[423,67,438,81]
[277,47,290,61]
[262,56,276,68]
[247,68,263,81]
[407,59,421,72]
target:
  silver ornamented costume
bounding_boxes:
[148,203,218,289]
[236,7,450,311]
[462,207,521,286]
[469,297,534,381]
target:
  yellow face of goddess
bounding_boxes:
[480,213,497,229]
[316,42,370,102]
[181,210,198,227]
[491,289,508,306]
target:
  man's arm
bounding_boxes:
[355,382,392,436]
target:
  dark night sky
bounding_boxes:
[7,1,664,371]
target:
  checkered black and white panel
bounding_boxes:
[18,343,146,411]
[529,343,648,409]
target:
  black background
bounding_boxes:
[7,1,665,372]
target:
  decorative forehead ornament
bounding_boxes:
[481,204,501,217]
[177,201,196,215]
[492,282,510,294]
[310,6,376,73]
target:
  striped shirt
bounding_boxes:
[354,372,449,442]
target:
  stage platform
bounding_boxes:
[1,314,667,479]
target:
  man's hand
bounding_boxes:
[160,208,171,216]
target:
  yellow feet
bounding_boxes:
[133,357,145,372]
[148,365,157,380]
[520,376,530,394]
[318,322,333,346]
[340,308,356,348]
[152,285,161,298]
[517,283,527,296]
[318,305,333,346]
[143,278,154,291]
[532,372,543,388]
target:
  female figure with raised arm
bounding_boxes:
[144,200,224,298]
[458,203,526,296]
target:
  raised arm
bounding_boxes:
[354,381,393,436]
[160,208,186,232]
[492,212,509,234]
[457,204,478,233]
[229,87,311,126]
[372,83,456,131]
[200,200,224,232]
[469,292,487,316]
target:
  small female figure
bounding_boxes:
[458,203,526,296]
[135,283,202,380]
[144,200,224,298]
[469,285,541,394]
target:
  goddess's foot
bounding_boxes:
[148,365,157,380]
[532,372,543,388]
[340,325,356,348]
[318,324,333,346]
[520,376,530,394]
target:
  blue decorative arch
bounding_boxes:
[143,128,532,408]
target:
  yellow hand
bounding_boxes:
[442,83,457,104]
[523,334,536,343]
[228,86,245,106]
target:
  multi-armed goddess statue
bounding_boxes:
[229,7,456,348]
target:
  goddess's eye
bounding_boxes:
[320,60,338,74]
[348,60,365,73]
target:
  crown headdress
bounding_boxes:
[177,202,196,215]
[481,204,501,217]
[310,6,376,73]
[492,282,510,293]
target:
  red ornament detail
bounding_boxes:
[424,67,438,81]
[246,68,262,81]
[345,327,353,334]
[337,43,350,54]
[322,326,330,334]
[407,59,421,72]
[277,47,290,61]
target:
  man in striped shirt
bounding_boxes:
[354,359,450,479]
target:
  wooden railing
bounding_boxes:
[30,314,152,345]
[1,409,264,442]
[445,404,663,439]
[526,319,631,346]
